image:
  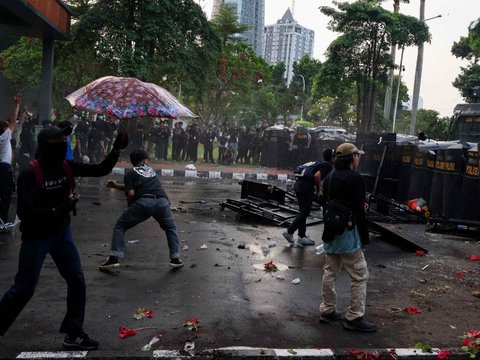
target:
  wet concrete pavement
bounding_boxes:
[0,176,479,358]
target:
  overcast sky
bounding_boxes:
[196,0,480,117]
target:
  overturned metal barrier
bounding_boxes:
[220,180,322,227]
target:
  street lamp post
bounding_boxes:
[298,74,305,120]
[410,12,442,135]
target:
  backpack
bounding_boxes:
[323,199,352,237]
[294,161,320,178]
[29,159,75,193]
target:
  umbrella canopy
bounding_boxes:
[65,76,196,119]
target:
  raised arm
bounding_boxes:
[9,93,22,131]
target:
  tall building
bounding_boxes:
[263,8,314,84]
[212,0,265,56]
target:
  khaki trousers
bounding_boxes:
[320,249,369,321]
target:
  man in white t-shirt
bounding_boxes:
[0,94,22,226]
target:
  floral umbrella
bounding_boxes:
[65,76,196,119]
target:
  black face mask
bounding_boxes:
[37,142,67,164]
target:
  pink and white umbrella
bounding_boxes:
[65,76,196,119]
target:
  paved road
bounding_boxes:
[0,176,479,358]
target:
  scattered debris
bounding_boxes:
[237,244,246,249]
[261,246,270,257]
[276,274,285,280]
[406,306,422,315]
[200,244,208,249]
[182,245,189,251]
[421,264,430,271]
[473,291,480,298]
[133,308,154,320]
[141,334,162,351]
[180,200,206,204]
[128,239,140,244]
[118,326,156,339]
[414,343,432,353]
[435,350,451,360]
[119,326,136,339]
[287,349,297,355]
[264,260,278,273]
[460,329,480,358]
[184,341,195,353]
[183,318,199,332]
[268,240,277,248]
[291,277,301,285]
[164,311,180,317]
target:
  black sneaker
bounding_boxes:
[319,310,343,324]
[63,332,99,350]
[98,256,120,270]
[169,258,184,268]
[343,316,377,332]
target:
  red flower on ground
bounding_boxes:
[469,255,480,261]
[144,309,154,318]
[406,306,422,314]
[350,349,378,360]
[183,317,200,331]
[435,350,451,360]
[119,326,137,339]
[264,260,278,272]
[455,272,466,279]
[415,250,426,256]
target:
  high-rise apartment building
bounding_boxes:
[263,8,314,84]
[212,0,265,56]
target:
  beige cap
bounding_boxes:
[335,142,365,157]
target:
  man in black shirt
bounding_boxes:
[99,149,183,270]
[282,149,335,247]
[0,126,128,350]
[319,142,376,333]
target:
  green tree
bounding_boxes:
[200,4,270,125]
[415,109,450,140]
[75,0,220,97]
[320,0,429,133]
[452,18,480,102]
[0,37,42,91]
[290,56,322,121]
[210,3,250,48]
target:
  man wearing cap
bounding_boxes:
[0,93,22,228]
[99,149,183,270]
[0,125,128,350]
[318,142,377,333]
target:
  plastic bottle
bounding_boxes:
[315,244,325,255]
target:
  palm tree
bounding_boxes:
[383,0,410,121]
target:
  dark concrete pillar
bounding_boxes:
[38,37,54,124]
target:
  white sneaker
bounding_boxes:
[282,231,294,244]
[298,236,315,246]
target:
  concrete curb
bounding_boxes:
[7,347,472,360]
[112,167,293,182]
